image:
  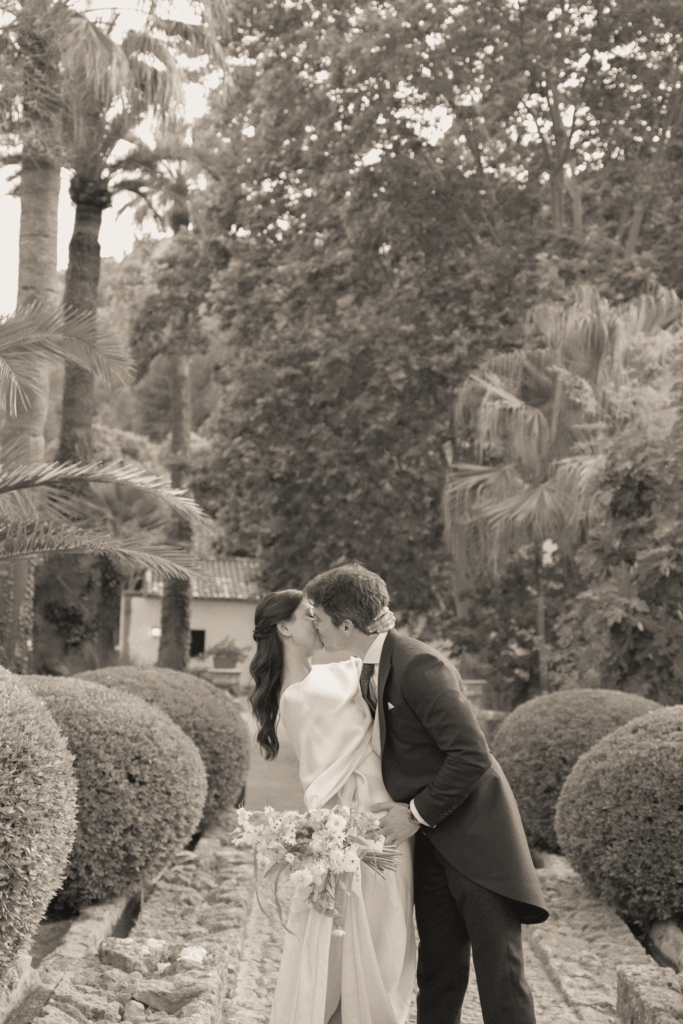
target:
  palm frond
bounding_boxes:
[126,56,183,114]
[0,461,209,527]
[445,462,525,504]
[552,453,607,529]
[475,480,566,543]
[620,286,682,335]
[0,521,201,579]
[0,304,131,413]
[61,13,132,108]
[464,373,550,467]
[148,19,226,64]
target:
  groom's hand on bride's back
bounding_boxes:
[371,801,420,845]
[369,607,395,633]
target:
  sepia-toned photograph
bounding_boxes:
[1,1,682,1022]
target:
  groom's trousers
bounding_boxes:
[413,830,537,1024]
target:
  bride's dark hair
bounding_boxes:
[249,589,305,760]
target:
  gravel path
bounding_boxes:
[222,876,582,1024]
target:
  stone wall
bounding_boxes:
[11,813,256,1024]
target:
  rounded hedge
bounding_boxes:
[493,689,660,852]
[24,675,207,912]
[556,705,683,928]
[78,667,250,828]
[0,674,77,985]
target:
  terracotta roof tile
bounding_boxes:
[145,558,263,601]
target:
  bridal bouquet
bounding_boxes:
[232,805,398,934]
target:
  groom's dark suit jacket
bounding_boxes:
[378,630,548,923]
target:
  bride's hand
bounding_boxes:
[368,606,395,634]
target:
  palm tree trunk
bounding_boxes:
[57,174,109,463]
[0,149,62,671]
[157,350,192,670]
[624,200,647,258]
[33,174,110,673]
[535,544,549,694]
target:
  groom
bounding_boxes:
[306,562,548,1024]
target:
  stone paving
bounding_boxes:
[222,875,583,1024]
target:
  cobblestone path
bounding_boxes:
[223,877,582,1024]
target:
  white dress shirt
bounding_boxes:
[363,632,431,828]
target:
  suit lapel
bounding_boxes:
[377,630,397,755]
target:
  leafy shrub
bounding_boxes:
[78,667,249,828]
[0,673,77,986]
[493,689,660,852]
[556,706,683,927]
[24,675,207,912]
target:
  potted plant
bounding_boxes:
[203,637,248,669]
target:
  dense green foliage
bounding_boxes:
[79,667,250,828]
[549,404,683,704]
[184,0,683,615]
[0,673,77,986]
[6,0,683,700]
[556,706,683,927]
[23,675,207,912]
[493,689,659,851]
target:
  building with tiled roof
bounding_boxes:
[120,557,264,690]
[142,558,263,602]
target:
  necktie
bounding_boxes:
[360,663,376,718]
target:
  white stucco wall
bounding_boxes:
[120,595,258,689]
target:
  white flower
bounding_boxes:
[326,812,347,834]
[331,928,345,937]
[340,848,360,872]
[291,867,314,887]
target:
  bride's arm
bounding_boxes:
[368,606,396,633]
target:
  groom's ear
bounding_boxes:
[340,619,354,635]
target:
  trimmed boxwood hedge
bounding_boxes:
[0,673,77,986]
[493,689,659,852]
[79,667,249,828]
[24,675,207,913]
[556,705,683,928]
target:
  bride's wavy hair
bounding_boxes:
[249,589,305,760]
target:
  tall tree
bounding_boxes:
[0,0,69,669]
[1,0,228,669]
[445,285,682,691]
[128,224,212,670]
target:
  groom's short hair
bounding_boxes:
[305,562,389,633]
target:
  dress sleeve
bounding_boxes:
[279,662,373,803]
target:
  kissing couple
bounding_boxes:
[249,562,548,1024]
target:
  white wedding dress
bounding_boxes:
[270,658,416,1024]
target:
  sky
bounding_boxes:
[0,167,140,315]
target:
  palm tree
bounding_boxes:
[0,304,208,670]
[444,285,682,693]
[111,128,204,670]
[1,0,228,669]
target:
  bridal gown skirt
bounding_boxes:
[269,837,416,1024]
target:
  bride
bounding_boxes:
[249,589,417,1024]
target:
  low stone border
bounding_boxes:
[617,963,683,1024]
[3,812,256,1024]
[648,921,683,973]
[529,852,650,1022]
[530,852,682,1024]
[0,955,38,1024]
